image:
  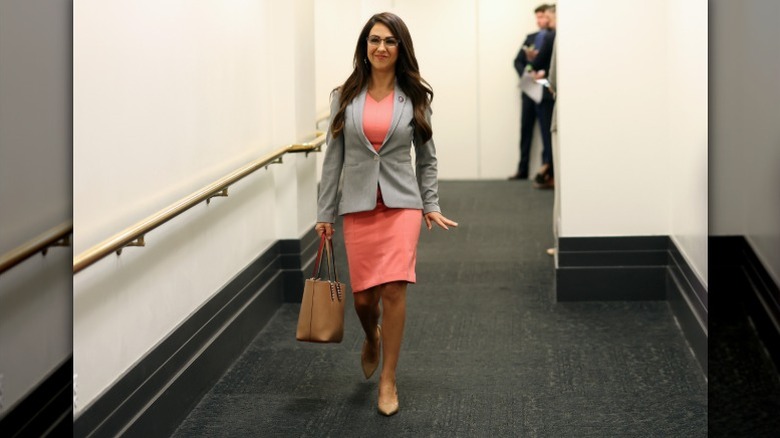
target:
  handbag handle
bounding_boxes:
[311,234,327,279]
[310,234,343,300]
[323,238,344,301]
[311,236,342,281]
[324,238,341,285]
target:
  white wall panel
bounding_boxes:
[314,0,364,114]
[270,0,318,239]
[313,0,365,181]
[557,0,671,237]
[293,0,320,238]
[667,0,708,286]
[73,0,317,412]
[394,0,478,179]
[74,0,273,254]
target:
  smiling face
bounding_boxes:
[366,23,399,73]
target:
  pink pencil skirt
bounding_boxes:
[342,199,422,293]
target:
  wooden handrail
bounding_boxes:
[0,221,73,275]
[73,132,326,274]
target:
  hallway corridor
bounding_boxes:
[172,181,707,436]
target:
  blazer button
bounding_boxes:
[374,156,379,161]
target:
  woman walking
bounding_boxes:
[315,12,457,416]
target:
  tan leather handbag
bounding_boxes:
[296,235,345,343]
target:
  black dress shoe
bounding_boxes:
[533,176,555,189]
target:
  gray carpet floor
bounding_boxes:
[172,180,708,437]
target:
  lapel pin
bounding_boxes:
[398,96,404,102]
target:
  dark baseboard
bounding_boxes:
[282,228,320,302]
[0,356,72,438]
[73,229,319,437]
[667,243,708,375]
[711,236,780,368]
[556,236,669,301]
[556,236,708,374]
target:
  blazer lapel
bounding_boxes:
[351,87,376,154]
[381,83,408,148]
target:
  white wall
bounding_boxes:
[667,0,708,285]
[711,0,780,285]
[314,0,546,179]
[395,0,479,178]
[557,0,708,285]
[0,0,72,416]
[558,0,672,237]
[73,0,317,413]
[477,0,545,178]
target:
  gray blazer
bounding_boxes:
[317,83,441,223]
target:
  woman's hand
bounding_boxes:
[424,212,458,231]
[315,222,334,239]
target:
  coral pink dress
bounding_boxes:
[342,91,423,292]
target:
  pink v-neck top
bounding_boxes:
[363,91,394,151]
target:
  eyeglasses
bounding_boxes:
[367,36,399,48]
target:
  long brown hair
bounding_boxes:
[330,12,434,143]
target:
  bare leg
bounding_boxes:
[377,281,407,414]
[353,286,381,341]
[354,287,381,379]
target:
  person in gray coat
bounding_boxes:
[315,12,457,417]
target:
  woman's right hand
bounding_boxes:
[315,222,334,239]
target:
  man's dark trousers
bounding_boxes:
[536,89,555,177]
[517,92,538,177]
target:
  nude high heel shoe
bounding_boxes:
[377,384,399,416]
[361,325,381,379]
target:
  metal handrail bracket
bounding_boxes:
[73,132,326,274]
[0,221,73,275]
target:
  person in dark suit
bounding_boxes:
[509,4,551,180]
[529,4,556,189]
